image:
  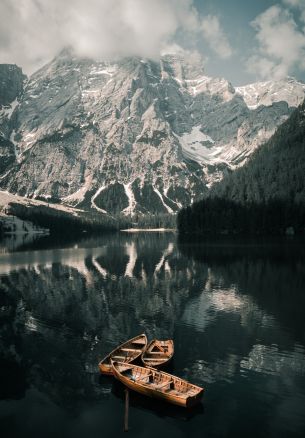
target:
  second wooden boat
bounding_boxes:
[111,360,204,408]
[98,334,148,375]
[141,339,174,367]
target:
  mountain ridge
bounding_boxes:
[177,100,305,236]
[1,51,305,215]
[210,99,305,204]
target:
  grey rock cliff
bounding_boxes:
[0,51,304,214]
[0,65,26,175]
[0,64,25,107]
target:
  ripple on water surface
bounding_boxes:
[1,233,305,437]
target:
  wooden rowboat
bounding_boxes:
[111,360,204,408]
[99,334,148,375]
[141,339,174,368]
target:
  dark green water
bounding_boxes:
[0,232,305,438]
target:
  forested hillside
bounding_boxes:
[178,100,305,236]
[211,100,305,204]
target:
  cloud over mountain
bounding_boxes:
[248,2,305,79]
[0,0,232,74]
[201,15,233,59]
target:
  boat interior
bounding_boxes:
[143,340,173,363]
[104,349,139,365]
[116,363,199,397]
[103,337,147,365]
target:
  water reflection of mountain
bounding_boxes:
[178,238,305,343]
[0,233,206,337]
[0,231,49,253]
[0,233,207,406]
[1,233,305,438]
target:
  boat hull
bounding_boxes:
[141,339,174,368]
[98,334,147,375]
[99,362,114,375]
[112,361,204,408]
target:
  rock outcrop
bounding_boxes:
[0,50,304,214]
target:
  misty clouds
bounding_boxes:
[0,0,231,74]
[0,0,304,82]
[248,2,305,79]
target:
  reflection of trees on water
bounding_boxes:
[0,233,208,405]
[178,239,305,344]
[176,239,305,437]
[1,233,305,436]
[0,234,208,340]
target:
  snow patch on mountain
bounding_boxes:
[0,99,19,119]
[91,186,107,214]
[0,190,84,216]
[184,77,211,96]
[123,183,137,215]
[9,130,19,160]
[176,126,224,164]
[0,54,304,215]
[153,187,173,214]
[236,78,305,110]
[64,175,93,204]
[90,65,117,76]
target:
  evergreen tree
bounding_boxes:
[177,100,305,236]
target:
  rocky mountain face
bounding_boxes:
[235,78,305,110]
[177,100,305,236]
[0,64,25,106]
[0,50,304,215]
[0,65,26,172]
[210,99,305,205]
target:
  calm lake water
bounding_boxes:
[1,232,305,438]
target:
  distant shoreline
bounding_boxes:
[120,228,176,233]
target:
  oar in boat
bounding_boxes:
[99,334,148,375]
[111,360,204,408]
[141,339,174,368]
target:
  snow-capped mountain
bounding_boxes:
[0,50,304,215]
[235,77,305,110]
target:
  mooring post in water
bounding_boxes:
[124,388,129,432]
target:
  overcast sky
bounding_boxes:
[0,0,305,85]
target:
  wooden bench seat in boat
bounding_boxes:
[145,351,168,355]
[136,373,152,383]
[141,339,174,368]
[153,381,171,390]
[142,357,168,362]
[111,361,204,408]
[98,334,148,375]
